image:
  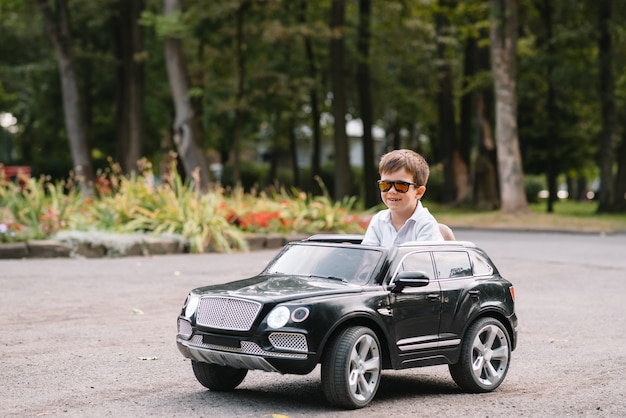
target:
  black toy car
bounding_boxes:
[176,234,517,409]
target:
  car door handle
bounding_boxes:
[427,293,440,300]
[469,290,480,297]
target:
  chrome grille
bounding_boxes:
[196,296,261,331]
[269,332,308,352]
[187,335,307,359]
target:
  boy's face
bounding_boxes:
[379,168,426,215]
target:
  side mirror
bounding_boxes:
[391,270,430,292]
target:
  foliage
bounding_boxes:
[0,160,367,252]
[0,172,83,240]
[2,0,626,213]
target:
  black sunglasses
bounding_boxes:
[377,180,417,193]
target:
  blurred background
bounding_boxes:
[1,0,626,214]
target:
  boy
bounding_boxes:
[362,149,444,246]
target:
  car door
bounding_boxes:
[433,250,476,348]
[388,250,442,364]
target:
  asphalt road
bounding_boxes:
[1,230,625,417]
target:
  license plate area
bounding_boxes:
[202,334,241,348]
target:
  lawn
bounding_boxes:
[429,200,626,234]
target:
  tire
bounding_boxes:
[191,360,248,391]
[449,317,511,393]
[321,326,382,409]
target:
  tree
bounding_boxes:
[37,0,94,192]
[329,0,351,200]
[162,0,211,191]
[596,0,616,213]
[435,0,459,204]
[298,0,323,194]
[490,0,528,213]
[357,0,376,208]
[113,0,145,173]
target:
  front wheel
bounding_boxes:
[321,326,382,409]
[449,317,511,392]
[191,360,248,391]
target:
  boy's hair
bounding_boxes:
[379,149,430,186]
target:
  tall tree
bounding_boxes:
[37,0,93,191]
[162,0,211,191]
[299,0,323,194]
[596,0,616,213]
[490,0,528,213]
[113,0,145,173]
[329,0,351,200]
[616,127,626,212]
[357,0,376,207]
[435,1,459,204]
[231,1,250,185]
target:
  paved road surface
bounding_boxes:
[1,230,625,417]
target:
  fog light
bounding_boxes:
[178,318,193,339]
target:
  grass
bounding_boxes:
[429,200,626,234]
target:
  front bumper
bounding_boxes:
[177,330,311,373]
[177,336,282,372]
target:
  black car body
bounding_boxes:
[177,234,518,409]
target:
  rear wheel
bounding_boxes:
[321,326,382,409]
[449,317,511,392]
[191,361,248,391]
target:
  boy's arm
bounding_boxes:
[361,213,381,245]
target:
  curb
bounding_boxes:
[0,232,312,260]
[1,228,621,260]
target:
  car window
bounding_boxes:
[433,251,472,279]
[398,251,436,279]
[264,244,382,285]
[469,250,494,276]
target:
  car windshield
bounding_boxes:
[264,244,382,285]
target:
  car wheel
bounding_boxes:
[191,360,248,391]
[449,317,511,392]
[321,326,382,409]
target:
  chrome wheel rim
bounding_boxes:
[471,324,509,387]
[348,334,381,402]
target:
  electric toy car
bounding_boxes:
[176,234,517,409]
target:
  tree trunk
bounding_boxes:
[459,34,476,205]
[231,1,250,185]
[474,93,500,210]
[113,0,145,173]
[435,1,458,204]
[163,0,211,191]
[299,0,322,194]
[473,26,499,210]
[357,0,376,208]
[596,0,616,213]
[330,0,351,200]
[615,133,626,212]
[542,0,557,213]
[490,0,528,213]
[37,0,93,192]
[289,116,300,189]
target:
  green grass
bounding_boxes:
[427,199,626,233]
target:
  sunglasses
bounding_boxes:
[377,180,417,193]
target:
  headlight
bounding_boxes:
[267,306,290,329]
[184,294,200,318]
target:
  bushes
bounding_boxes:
[0,160,366,253]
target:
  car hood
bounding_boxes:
[193,274,363,302]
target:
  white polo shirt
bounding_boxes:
[361,201,444,246]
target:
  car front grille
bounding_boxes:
[269,332,308,352]
[196,296,261,331]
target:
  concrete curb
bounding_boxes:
[0,232,312,260]
[1,228,621,260]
